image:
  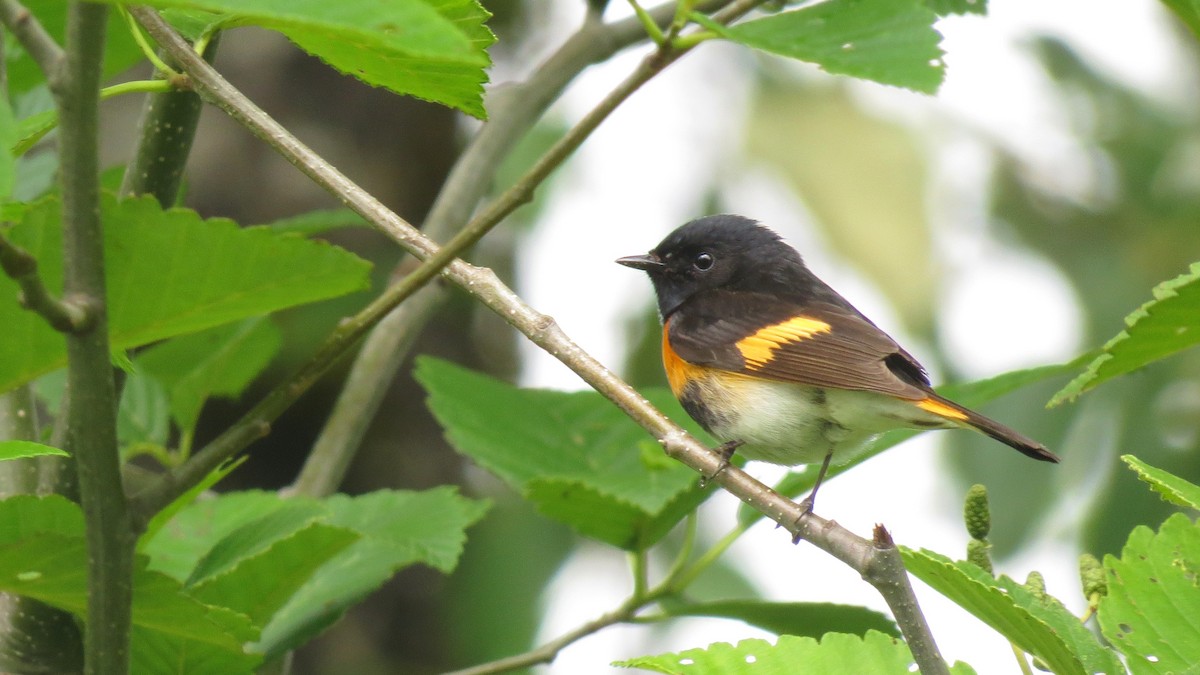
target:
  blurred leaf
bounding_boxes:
[921,0,986,15]
[711,0,943,93]
[117,371,171,449]
[900,548,1123,675]
[136,317,282,432]
[0,495,82,540]
[1099,513,1200,673]
[257,488,488,658]
[0,530,258,671]
[253,208,369,237]
[1160,0,1200,42]
[13,109,56,157]
[661,600,899,638]
[95,0,495,118]
[1051,262,1200,405]
[12,152,57,202]
[185,501,329,587]
[738,362,1076,526]
[137,456,248,556]
[0,441,67,461]
[6,2,144,94]
[1120,454,1200,510]
[0,95,16,202]
[0,194,371,393]
[416,357,711,550]
[615,631,941,674]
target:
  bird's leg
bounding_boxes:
[792,450,834,544]
[700,440,744,487]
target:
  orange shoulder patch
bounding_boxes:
[735,316,832,368]
[663,322,706,397]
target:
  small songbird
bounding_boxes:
[617,214,1058,512]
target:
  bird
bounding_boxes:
[616,214,1058,514]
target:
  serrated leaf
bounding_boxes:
[1160,0,1200,42]
[117,371,171,449]
[1121,454,1200,510]
[136,317,282,432]
[0,440,67,461]
[1099,513,1200,673]
[185,501,329,586]
[94,0,495,118]
[0,194,371,393]
[1051,262,1200,405]
[713,0,944,94]
[661,600,899,639]
[257,487,487,658]
[415,357,712,550]
[900,548,1123,675]
[615,631,922,674]
[738,361,1076,526]
[189,522,360,627]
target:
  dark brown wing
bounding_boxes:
[668,291,932,401]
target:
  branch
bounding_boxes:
[129,6,949,672]
[57,3,134,674]
[0,0,64,77]
[0,232,92,331]
[295,0,727,497]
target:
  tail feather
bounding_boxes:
[920,395,1059,463]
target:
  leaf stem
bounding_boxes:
[117,4,178,79]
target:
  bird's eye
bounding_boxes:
[693,252,714,271]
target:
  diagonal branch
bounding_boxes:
[128,5,948,672]
[0,0,64,77]
[0,231,91,332]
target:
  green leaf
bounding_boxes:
[96,0,495,118]
[189,522,360,627]
[257,488,488,658]
[713,0,944,94]
[253,208,369,237]
[0,95,16,202]
[0,194,371,394]
[615,631,931,674]
[0,440,68,461]
[900,548,1123,675]
[1160,0,1200,42]
[0,529,258,670]
[1051,261,1200,405]
[738,361,1077,526]
[117,371,172,449]
[661,600,899,639]
[1099,513,1200,673]
[921,0,986,15]
[0,495,83,540]
[136,317,282,432]
[184,501,329,587]
[1121,454,1200,510]
[415,357,711,550]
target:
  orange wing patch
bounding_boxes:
[916,397,969,421]
[735,316,832,368]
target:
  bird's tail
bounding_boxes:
[916,395,1060,463]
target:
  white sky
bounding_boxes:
[498,1,1190,672]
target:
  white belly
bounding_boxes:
[684,374,947,467]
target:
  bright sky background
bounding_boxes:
[497,1,1192,672]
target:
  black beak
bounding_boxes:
[616,253,664,271]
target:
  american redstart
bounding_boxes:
[617,214,1058,512]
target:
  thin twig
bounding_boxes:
[0,0,64,78]
[0,232,91,332]
[57,3,134,674]
[129,6,948,673]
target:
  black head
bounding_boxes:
[617,214,811,317]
